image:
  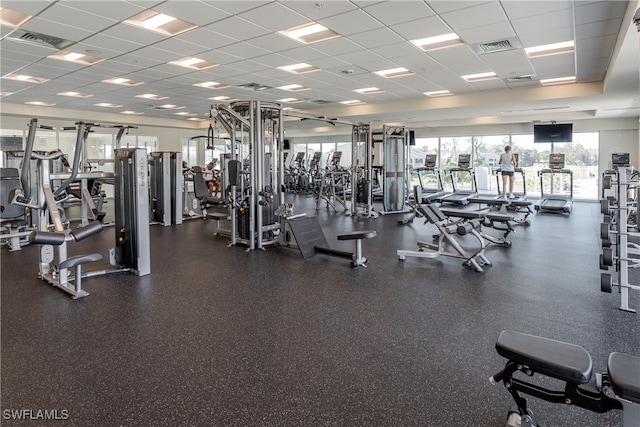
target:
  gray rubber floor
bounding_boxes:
[1,195,638,427]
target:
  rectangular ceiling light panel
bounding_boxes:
[424,90,452,97]
[375,67,413,78]
[540,76,576,86]
[0,8,32,27]
[411,33,463,51]
[354,87,383,94]
[103,77,144,86]
[48,51,105,65]
[278,63,320,74]
[169,57,218,70]
[462,72,498,82]
[193,81,230,89]
[279,22,341,44]
[125,11,197,36]
[3,74,49,84]
[525,41,575,58]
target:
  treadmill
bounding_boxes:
[535,153,573,214]
[415,154,444,203]
[439,154,477,206]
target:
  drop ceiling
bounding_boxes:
[0,0,638,134]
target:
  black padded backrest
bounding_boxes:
[192,170,209,198]
[0,168,25,220]
[418,205,445,224]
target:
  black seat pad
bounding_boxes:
[337,230,376,240]
[608,352,640,403]
[440,208,488,220]
[486,213,515,222]
[59,253,103,269]
[496,331,592,384]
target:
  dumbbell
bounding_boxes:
[600,199,614,215]
[600,222,640,243]
[603,175,613,190]
[600,247,638,269]
[601,272,612,293]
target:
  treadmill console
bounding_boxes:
[549,153,565,171]
[612,153,630,168]
[458,154,471,170]
[425,154,437,169]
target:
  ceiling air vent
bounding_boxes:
[6,29,74,50]
[310,100,333,105]
[506,75,537,83]
[236,83,272,91]
[470,37,522,55]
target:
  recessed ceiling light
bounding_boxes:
[193,81,230,89]
[340,100,364,105]
[354,87,383,95]
[0,7,32,27]
[525,41,575,58]
[277,98,303,103]
[278,63,320,74]
[49,51,105,65]
[125,10,197,36]
[4,74,49,84]
[103,77,144,86]
[187,117,206,121]
[279,22,341,44]
[135,94,168,100]
[25,101,56,107]
[411,33,463,51]
[209,96,239,102]
[424,90,452,97]
[169,57,218,70]
[120,111,144,115]
[58,91,93,98]
[174,112,197,116]
[540,76,576,86]
[278,84,311,92]
[462,72,498,82]
[0,91,14,97]
[94,103,123,108]
[374,67,413,78]
[156,104,185,110]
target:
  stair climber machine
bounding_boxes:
[535,153,573,214]
[18,119,150,298]
[439,154,478,206]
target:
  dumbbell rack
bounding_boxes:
[600,166,639,312]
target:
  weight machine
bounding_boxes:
[149,151,183,226]
[350,123,378,218]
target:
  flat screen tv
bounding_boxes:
[533,123,573,143]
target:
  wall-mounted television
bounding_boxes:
[533,123,573,143]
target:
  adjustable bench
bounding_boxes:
[439,207,515,246]
[491,330,639,427]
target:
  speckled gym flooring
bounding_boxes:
[1,195,638,427]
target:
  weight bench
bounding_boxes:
[337,230,377,267]
[440,207,514,246]
[490,330,640,427]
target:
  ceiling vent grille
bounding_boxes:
[470,37,522,55]
[236,83,272,91]
[506,75,536,83]
[6,29,74,50]
[311,99,333,104]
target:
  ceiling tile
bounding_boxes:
[200,1,268,15]
[577,34,617,51]
[575,0,628,25]
[0,1,53,16]
[175,28,238,50]
[518,28,575,48]
[216,42,271,61]
[500,0,573,20]
[281,46,328,62]
[456,20,515,44]
[428,1,493,15]
[37,3,117,32]
[205,16,270,40]
[363,1,435,26]
[61,0,145,21]
[318,9,383,36]
[576,18,625,41]
[79,33,145,54]
[440,2,508,31]
[311,38,364,56]
[152,38,209,57]
[279,1,358,20]
[101,23,169,46]
[67,42,124,60]
[468,78,509,91]
[428,46,488,75]
[1,39,57,57]
[335,49,383,65]
[511,8,575,35]
[226,59,272,74]
[127,47,180,64]
[308,55,351,70]
[239,2,308,32]
[246,34,302,53]
[152,1,231,26]
[194,50,244,66]
[371,42,422,60]
[390,15,452,40]
[348,27,406,49]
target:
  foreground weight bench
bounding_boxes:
[490,330,639,427]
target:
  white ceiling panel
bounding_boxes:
[216,42,271,60]
[151,38,209,57]
[127,47,179,64]
[335,49,383,65]
[456,21,515,45]
[205,16,270,41]
[1,39,57,57]
[239,2,308,32]
[578,34,617,51]
[246,34,303,54]
[308,55,351,70]
[152,1,231,26]
[468,78,509,92]
[428,46,488,75]
[428,1,493,15]
[440,2,508,31]
[37,3,117,33]
[21,18,96,43]
[518,28,575,48]
[390,15,452,40]
[226,60,272,74]
[370,42,422,60]
[175,28,238,50]
[201,1,268,15]
[311,38,365,56]
[576,18,625,41]
[252,53,299,68]
[60,0,145,22]
[101,23,169,46]
[390,52,436,69]
[500,0,573,20]
[575,0,628,25]
[67,43,124,60]
[279,1,358,21]
[124,1,164,9]
[0,1,53,16]
[348,28,406,49]
[79,33,145,54]
[281,46,328,62]
[362,1,435,26]
[195,50,244,66]
[511,8,575,35]
[318,9,383,36]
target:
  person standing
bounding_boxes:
[499,146,517,199]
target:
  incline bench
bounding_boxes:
[490,330,640,427]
